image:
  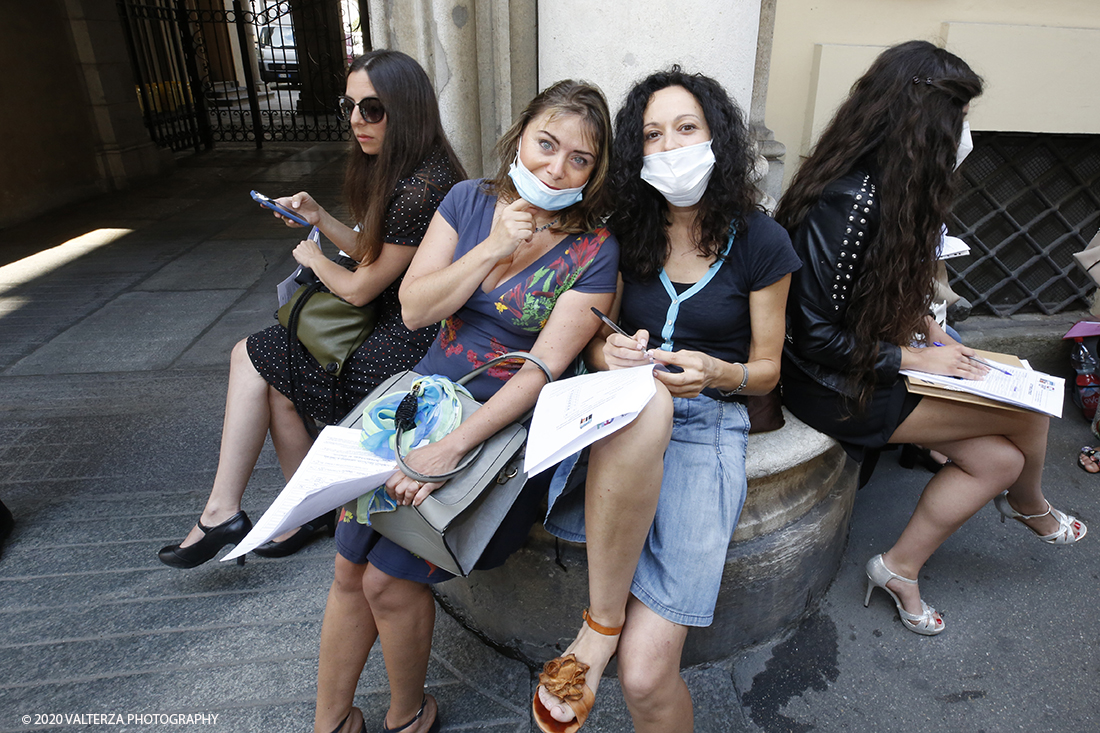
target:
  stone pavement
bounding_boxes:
[0,143,1097,733]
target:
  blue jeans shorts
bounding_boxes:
[544,394,750,627]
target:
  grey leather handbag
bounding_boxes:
[337,352,552,576]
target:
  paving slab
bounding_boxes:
[6,290,246,375]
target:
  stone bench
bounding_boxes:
[434,408,858,667]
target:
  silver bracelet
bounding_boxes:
[719,363,749,397]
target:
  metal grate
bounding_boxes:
[118,0,368,151]
[947,133,1100,316]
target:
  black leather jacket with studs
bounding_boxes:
[783,170,901,398]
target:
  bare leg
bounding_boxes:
[882,397,1060,615]
[266,386,316,542]
[538,385,673,723]
[269,387,314,481]
[314,555,377,733]
[363,567,438,732]
[181,339,273,547]
[617,597,692,733]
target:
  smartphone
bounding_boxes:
[589,307,683,373]
[250,190,312,227]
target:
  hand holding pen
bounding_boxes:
[932,341,1011,375]
[592,307,682,373]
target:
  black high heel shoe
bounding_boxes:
[252,509,336,558]
[158,511,252,568]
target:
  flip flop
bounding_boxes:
[1077,446,1099,474]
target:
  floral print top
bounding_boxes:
[413,179,619,401]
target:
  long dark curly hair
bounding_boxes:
[774,40,982,408]
[342,50,465,264]
[483,79,613,234]
[609,66,759,280]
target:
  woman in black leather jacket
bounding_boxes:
[776,41,1086,637]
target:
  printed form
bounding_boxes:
[901,359,1063,418]
[223,426,396,560]
[524,364,657,477]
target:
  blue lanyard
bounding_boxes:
[655,232,735,351]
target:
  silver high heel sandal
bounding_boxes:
[864,554,944,636]
[993,492,1087,545]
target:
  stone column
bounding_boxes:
[435,412,858,667]
[60,0,171,193]
[367,0,537,177]
[749,0,784,209]
[538,0,761,125]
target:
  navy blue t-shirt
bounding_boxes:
[415,180,620,401]
[620,211,800,368]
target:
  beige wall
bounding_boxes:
[767,0,1100,188]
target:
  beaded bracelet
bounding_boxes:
[718,362,749,397]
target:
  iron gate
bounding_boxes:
[949,133,1100,316]
[118,0,367,151]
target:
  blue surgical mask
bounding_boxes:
[507,152,585,211]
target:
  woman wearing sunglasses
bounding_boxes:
[157,50,464,569]
[313,80,619,733]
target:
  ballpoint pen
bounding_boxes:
[590,307,682,373]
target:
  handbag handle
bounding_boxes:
[393,352,553,483]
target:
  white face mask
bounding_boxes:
[507,151,585,211]
[640,141,716,207]
[956,121,973,170]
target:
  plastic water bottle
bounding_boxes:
[1071,337,1100,420]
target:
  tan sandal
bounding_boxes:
[532,609,624,733]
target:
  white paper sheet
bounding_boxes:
[222,426,397,560]
[276,226,320,307]
[937,235,970,260]
[276,266,304,307]
[901,358,1064,418]
[524,365,657,477]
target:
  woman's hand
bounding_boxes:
[292,237,325,269]
[649,348,719,398]
[273,191,325,228]
[603,329,652,370]
[486,198,535,258]
[383,438,465,507]
[902,342,989,380]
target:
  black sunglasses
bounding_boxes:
[336,95,385,123]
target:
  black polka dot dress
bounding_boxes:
[247,147,462,425]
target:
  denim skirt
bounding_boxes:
[544,394,750,627]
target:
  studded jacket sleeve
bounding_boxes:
[785,171,902,391]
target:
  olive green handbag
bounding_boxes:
[277,279,377,376]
